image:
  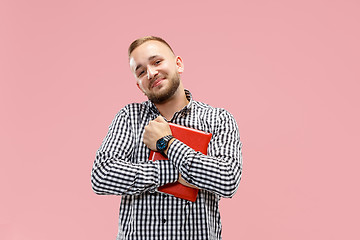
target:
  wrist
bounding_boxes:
[163,138,175,156]
[156,135,174,157]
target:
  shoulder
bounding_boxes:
[190,100,238,134]
[192,100,234,119]
[109,102,150,125]
[115,101,150,116]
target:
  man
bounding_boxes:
[91,36,242,240]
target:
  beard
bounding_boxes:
[146,72,180,104]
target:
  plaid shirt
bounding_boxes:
[91,90,242,240]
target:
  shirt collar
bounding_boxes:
[183,89,193,112]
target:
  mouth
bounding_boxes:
[150,77,165,88]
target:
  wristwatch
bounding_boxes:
[156,135,174,156]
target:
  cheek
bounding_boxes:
[162,63,175,75]
[137,79,147,91]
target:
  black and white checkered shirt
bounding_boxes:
[91,90,242,240]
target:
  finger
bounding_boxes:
[154,116,162,122]
[154,115,166,123]
[147,119,157,126]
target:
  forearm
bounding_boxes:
[167,139,242,198]
[91,151,178,196]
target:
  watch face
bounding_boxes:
[156,138,167,151]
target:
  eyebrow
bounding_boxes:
[135,55,159,72]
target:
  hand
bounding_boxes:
[143,116,172,151]
[178,173,199,189]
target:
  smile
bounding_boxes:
[151,78,165,88]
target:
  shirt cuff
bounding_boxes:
[155,159,179,187]
[167,139,193,170]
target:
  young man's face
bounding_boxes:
[129,40,184,103]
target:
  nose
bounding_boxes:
[147,65,157,80]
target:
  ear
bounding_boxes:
[175,56,184,74]
[136,81,144,93]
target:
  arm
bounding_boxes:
[91,109,178,196]
[142,116,199,190]
[167,110,242,198]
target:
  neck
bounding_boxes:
[154,83,188,121]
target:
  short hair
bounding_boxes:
[128,36,175,57]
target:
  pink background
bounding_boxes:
[1,0,359,239]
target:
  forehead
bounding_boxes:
[129,41,174,69]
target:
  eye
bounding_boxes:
[138,70,145,77]
[154,60,161,65]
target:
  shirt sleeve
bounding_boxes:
[91,109,179,196]
[167,110,242,198]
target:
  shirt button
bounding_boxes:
[162,218,167,224]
